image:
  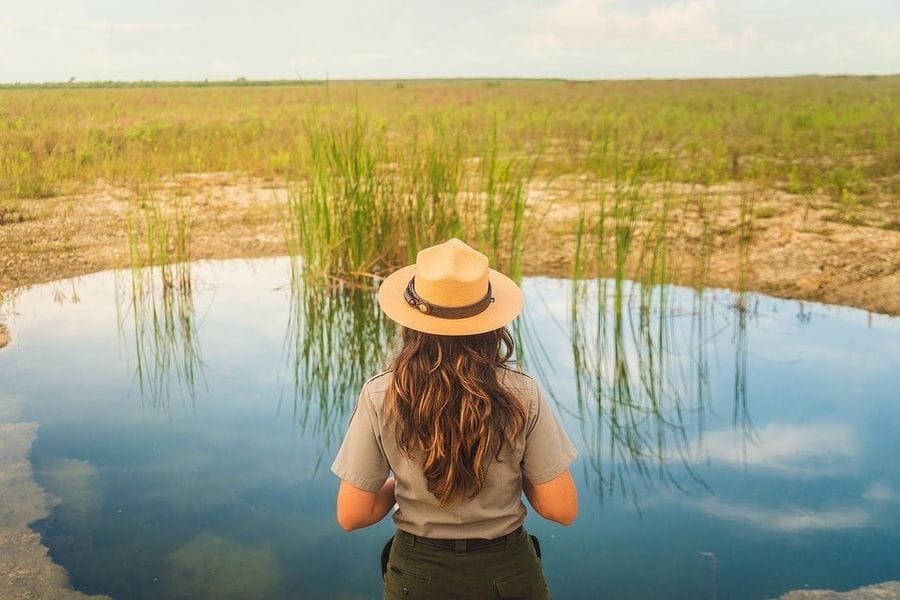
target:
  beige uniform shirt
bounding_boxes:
[331,367,577,539]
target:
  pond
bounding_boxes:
[1,257,898,600]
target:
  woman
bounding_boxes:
[332,239,578,599]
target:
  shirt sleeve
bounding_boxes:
[331,385,390,492]
[521,379,577,484]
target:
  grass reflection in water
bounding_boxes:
[569,278,755,507]
[118,190,204,409]
[281,256,395,445]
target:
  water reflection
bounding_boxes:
[569,277,756,504]
[115,262,204,408]
[281,257,394,443]
[6,259,900,599]
[115,253,759,507]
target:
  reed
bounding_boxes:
[119,188,202,408]
[284,109,532,284]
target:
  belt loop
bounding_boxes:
[505,531,513,548]
[404,532,416,547]
[454,539,467,557]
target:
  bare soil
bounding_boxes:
[781,581,900,599]
[0,420,111,600]
[1,173,898,317]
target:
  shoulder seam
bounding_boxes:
[363,370,393,387]
[499,364,534,380]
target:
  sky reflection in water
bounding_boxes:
[0,257,898,600]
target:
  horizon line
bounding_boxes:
[2,72,898,88]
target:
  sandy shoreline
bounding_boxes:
[0,419,111,600]
[1,173,898,316]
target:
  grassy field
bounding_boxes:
[2,76,896,199]
[1,76,898,313]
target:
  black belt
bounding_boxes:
[399,526,523,554]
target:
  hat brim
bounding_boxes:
[378,264,523,336]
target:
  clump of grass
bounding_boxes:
[753,206,776,219]
[285,109,395,280]
[0,199,29,224]
[119,188,202,408]
[285,110,532,284]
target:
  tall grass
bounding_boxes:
[118,189,202,407]
[285,110,532,283]
[566,130,764,503]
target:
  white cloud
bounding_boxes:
[543,0,642,38]
[646,1,719,44]
[88,21,197,32]
[857,23,900,49]
[862,482,900,503]
[530,0,759,53]
[687,497,870,532]
[698,422,859,477]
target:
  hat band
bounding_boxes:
[403,278,495,319]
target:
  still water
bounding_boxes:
[0,257,898,599]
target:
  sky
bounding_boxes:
[0,0,897,82]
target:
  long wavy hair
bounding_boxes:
[386,326,527,506]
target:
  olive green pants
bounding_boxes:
[381,528,551,599]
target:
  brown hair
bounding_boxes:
[387,327,527,506]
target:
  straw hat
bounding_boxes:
[378,239,523,336]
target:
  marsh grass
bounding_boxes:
[566,131,764,503]
[47,77,869,499]
[119,189,202,407]
[285,110,533,283]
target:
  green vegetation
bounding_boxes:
[284,110,532,282]
[118,188,201,407]
[1,76,896,203]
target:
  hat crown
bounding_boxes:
[414,239,489,308]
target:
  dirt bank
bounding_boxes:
[781,581,900,599]
[0,420,111,600]
[1,173,898,315]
